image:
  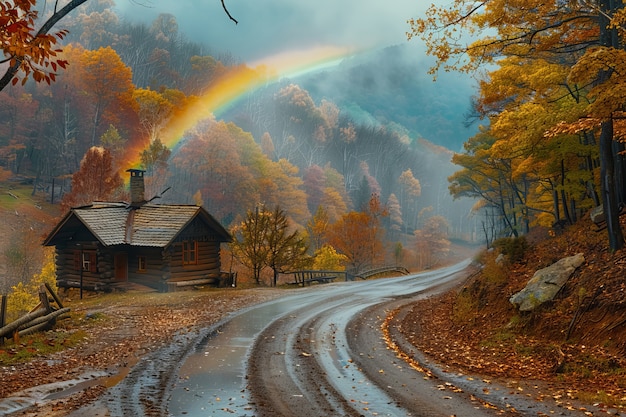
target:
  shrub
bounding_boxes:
[6,248,57,319]
[492,236,528,263]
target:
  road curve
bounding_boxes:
[247,261,508,417]
[76,260,597,417]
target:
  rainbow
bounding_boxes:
[121,45,355,171]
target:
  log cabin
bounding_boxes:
[43,169,233,292]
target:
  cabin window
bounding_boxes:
[138,256,147,272]
[73,250,97,273]
[182,241,198,265]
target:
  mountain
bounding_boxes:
[295,44,479,151]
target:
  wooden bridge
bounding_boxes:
[290,270,349,286]
[355,265,410,280]
[288,265,409,286]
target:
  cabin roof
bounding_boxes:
[43,202,231,248]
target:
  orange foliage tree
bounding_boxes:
[60,146,123,212]
[0,0,84,90]
[0,0,237,91]
[326,195,387,273]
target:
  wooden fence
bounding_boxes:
[0,283,70,345]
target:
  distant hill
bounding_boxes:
[294,45,478,151]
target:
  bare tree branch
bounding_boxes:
[0,0,90,91]
[221,0,238,24]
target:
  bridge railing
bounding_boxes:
[351,265,410,280]
[287,270,351,286]
[288,265,409,286]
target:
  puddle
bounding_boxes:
[168,292,327,416]
[168,261,472,416]
[0,371,109,416]
[0,354,140,416]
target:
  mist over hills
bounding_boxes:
[295,45,478,151]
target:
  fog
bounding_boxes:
[115,0,435,62]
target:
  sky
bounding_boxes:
[115,0,433,63]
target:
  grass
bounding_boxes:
[0,182,59,214]
[0,327,87,365]
[0,183,34,209]
[576,389,626,408]
[0,292,112,366]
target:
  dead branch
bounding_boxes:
[221,0,238,24]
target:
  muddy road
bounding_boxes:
[69,260,596,417]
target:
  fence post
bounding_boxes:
[0,294,6,345]
[39,284,51,313]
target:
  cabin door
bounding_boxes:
[114,253,128,281]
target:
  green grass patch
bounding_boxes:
[478,329,516,350]
[575,390,626,408]
[0,184,32,209]
[0,328,87,365]
[452,288,477,325]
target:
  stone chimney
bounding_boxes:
[127,169,146,206]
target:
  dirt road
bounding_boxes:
[2,262,605,416]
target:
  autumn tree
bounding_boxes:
[186,54,226,95]
[386,193,402,236]
[257,158,311,225]
[398,168,421,231]
[264,206,310,286]
[306,205,330,252]
[100,124,126,162]
[230,206,270,285]
[170,120,260,223]
[0,0,82,90]
[326,195,387,273]
[408,0,626,250]
[414,215,450,270]
[320,164,349,222]
[0,85,39,174]
[353,162,381,211]
[134,88,176,143]
[8,248,56,317]
[64,0,119,49]
[60,146,123,211]
[260,132,275,160]
[78,46,136,146]
[273,84,326,165]
[0,0,237,91]
[140,137,171,199]
[303,164,325,213]
[312,245,347,271]
[230,205,309,286]
[326,211,381,273]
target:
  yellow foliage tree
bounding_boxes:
[312,245,347,271]
[8,248,57,318]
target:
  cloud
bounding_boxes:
[116,0,432,62]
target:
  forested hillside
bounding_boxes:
[0,1,477,290]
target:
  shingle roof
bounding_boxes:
[44,202,231,248]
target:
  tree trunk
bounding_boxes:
[596,0,625,251]
[600,119,624,251]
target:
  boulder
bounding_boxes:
[590,205,604,225]
[509,253,585,312]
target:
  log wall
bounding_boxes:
[167,241,221,283]
[53,219,227,292]
[126,247,167,291]
[55,242,115,291]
